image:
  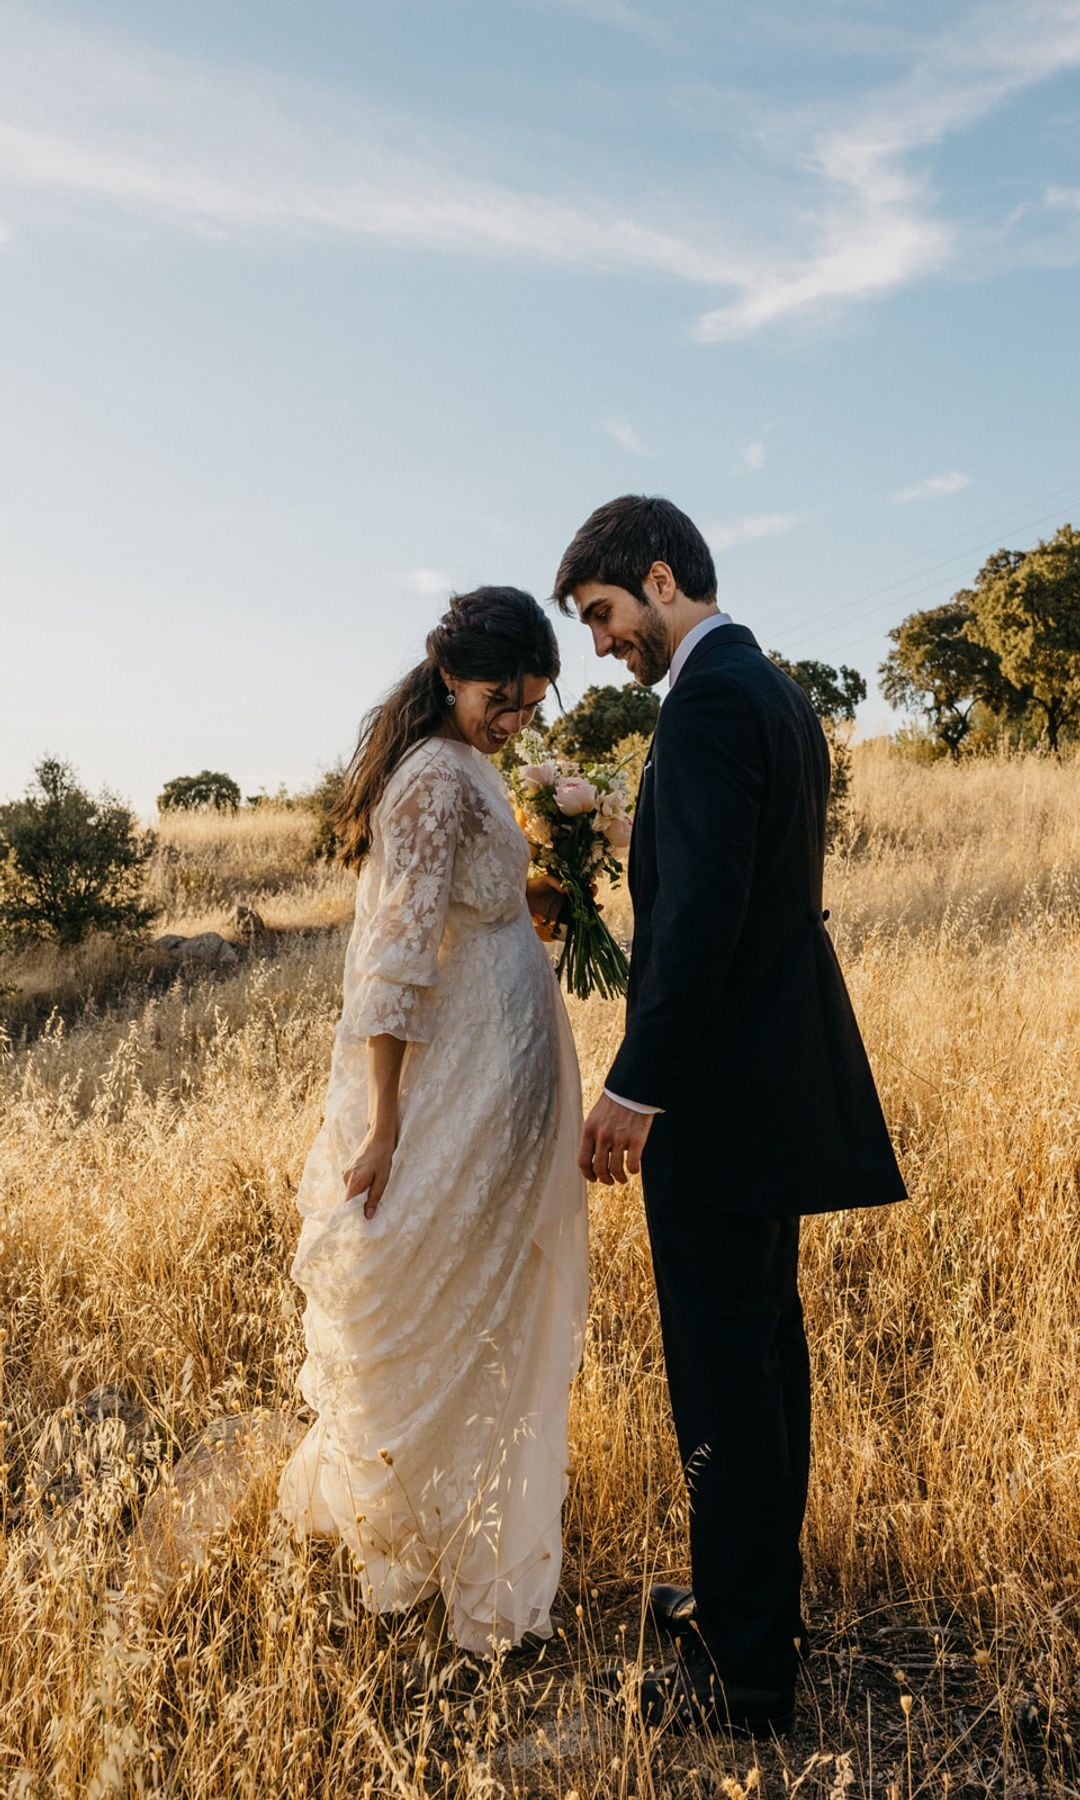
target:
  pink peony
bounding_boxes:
[602,811,633,849]
[554,776,598,816]
[519,761,558,789]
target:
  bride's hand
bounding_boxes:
[527,873,603,940]
[527,874,567,941]
[343,1128,397,1220]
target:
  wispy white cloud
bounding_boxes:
[1046,184,1080,210]
[405,569,453,596]
[0,11,747,285]
[739,439,766,472]
[695,2,1080,341]
[604,418,651,454]
[707,512,799,553]
[892,470,971,503]
[2,4,1080,342]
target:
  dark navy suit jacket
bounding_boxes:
[607,624,906,1216]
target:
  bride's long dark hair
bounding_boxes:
[332,586,560,869]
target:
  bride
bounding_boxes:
[278,587,589,1654]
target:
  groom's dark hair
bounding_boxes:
[553,494,717,612]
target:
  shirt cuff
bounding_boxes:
[604,1087,665,1116]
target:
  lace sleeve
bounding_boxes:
[338,748,463,1045]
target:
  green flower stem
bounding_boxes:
[554,880,630,1001]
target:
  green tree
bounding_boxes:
[768,655,866,722]
[0,758,158,947]
[967,524,1080,753]
[879,597,1030,760]
[158,770,242,812]
[549,685,660,761]
[770,653,867,849]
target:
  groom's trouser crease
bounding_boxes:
[641,1150,810,1693]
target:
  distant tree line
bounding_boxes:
[4,518,1076,952]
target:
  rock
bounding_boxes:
[20,1385,161,1540]
[130,1409,302,1588]
[151,931,239,971]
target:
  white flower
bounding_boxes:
[515,727,549,767]
[526,812,554,848]
[554,777,597,816]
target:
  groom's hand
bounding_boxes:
[579,1094,653,1186]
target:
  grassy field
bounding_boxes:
[1,744,1079,1796]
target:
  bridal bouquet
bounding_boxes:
[507,729,634,1001]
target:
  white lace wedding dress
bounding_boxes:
[278,735,589,1652]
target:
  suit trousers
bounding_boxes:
[642,1135,811,1692]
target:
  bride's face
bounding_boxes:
[442,672,549,756]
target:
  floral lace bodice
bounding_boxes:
[338,736,530,1045]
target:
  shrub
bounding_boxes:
[0,759,159,947]
[295,763,346,861]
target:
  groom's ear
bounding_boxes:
[644,561,678,608]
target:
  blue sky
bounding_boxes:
[2,0,1079,813]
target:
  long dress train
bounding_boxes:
[278,735,589,1653]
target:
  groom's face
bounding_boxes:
[572,579,671,687]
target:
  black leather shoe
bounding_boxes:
[649,1582,697,1639]
[650,1585,812,1661]
[598,1654,794,1738]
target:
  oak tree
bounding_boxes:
[879,597,1029,759]
[968,524,1080,753]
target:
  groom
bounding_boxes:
[554,495,905,1736]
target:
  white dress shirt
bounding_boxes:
[604,609,737,1117]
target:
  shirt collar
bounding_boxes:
[668,611,735,689]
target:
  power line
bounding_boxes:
[786,475,1080,615]
[770,491,1079,657]
[769,492,1079,647]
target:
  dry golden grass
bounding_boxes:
[149,803,356,938]
[836,738,1080,942]
[0,806,354,1041]
[1,747,1079,1794]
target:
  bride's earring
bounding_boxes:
[445,688,457,707]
